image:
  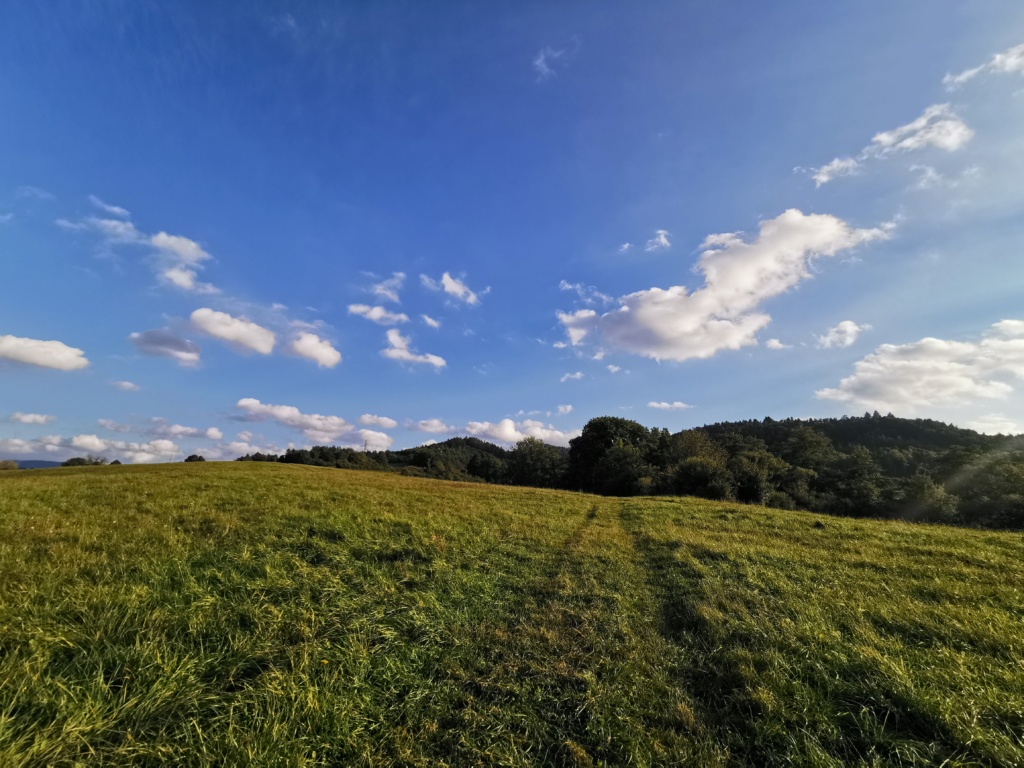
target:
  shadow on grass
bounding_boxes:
[618,502,994,767]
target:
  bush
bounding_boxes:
[0,460,18,471]
[184,455,206,463]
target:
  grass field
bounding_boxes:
[0,462,1022,766]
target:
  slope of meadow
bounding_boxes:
[0,463,1021,766]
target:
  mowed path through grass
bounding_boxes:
[0,463,1021,766]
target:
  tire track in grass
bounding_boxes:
[442,500,723,766]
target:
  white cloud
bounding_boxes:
[87,217,144,243]
[0,335,89,371]
[151,232,211,265]
[191,308,276,355]
[348,304,410,325]
[421,272,483,305]
[557,404,573,415]
[380,329,446,368]
[534,46,566,81]
[558,209,889,362]
[645,229,671,252]
[421,314,441,329]
[559,280,612,306]
[648,401,693,411]
[9,412,55,425]
[371,272,406,303]
[68,434,180,464]
[88,195,130,218]
[870,104,974,154]
[161,266,218,294]
[816,320,1024,412]
[289,332,342,368]
[112,380,141,391]
[414,418,456,434]
[816,320,871,349]
[607,364,622,373]
[359,414,398,429]
[466,418,580,448]
[810,104,973,186]
[236,398,355,444]
[356,429,393,451]
[619,243,633,253]
[766,338,791,350]
[944,42,1024,89]
[965,414,1023,436]
[149,419,223,441]
[560,372,584,382]
[812,157,861,187]
[129,329,201,367]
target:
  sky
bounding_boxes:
[2,1,1024,463]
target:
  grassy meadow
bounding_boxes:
[0,462,1021,766]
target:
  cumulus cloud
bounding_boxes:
[944,42,1024,89]
[359,414,398,429]
[289,332,342,368]
[88,195,130,218]
[129,329,201,367]
[371,272,406,303]
[380,329,446,368]
[0,335,89,370]
[147,419,222,441]
[9,412,55,425]
[67,434,180,464]
[810,104,973,186]
[191,309,276,355]
[766,338,791,350]
[816,321,871,349]
[465,418,580,447]
[619,243,633,253]
[607,364,622,373]
[413,418,456,434]
[421,314,441,329]
[816,320,1024,412]
[558,209,889,362]
[557,404,573,415]
[560,372,584,382]
[648,401,693,411]
[420,272,483,305]
[348,304,409,325]
[645,229,671,252]
[112,380,141,391]
[234,399,395,450]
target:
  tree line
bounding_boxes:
[235,413,1024,530]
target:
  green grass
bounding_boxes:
[0,462,1021,766]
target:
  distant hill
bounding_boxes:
[238,414,1024,530]
[7,460,63,470]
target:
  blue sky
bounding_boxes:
[2,1,1024,462]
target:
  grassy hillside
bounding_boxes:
[0,463,1021,766]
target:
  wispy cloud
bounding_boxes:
[944,42,1024,89]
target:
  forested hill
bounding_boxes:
[236,414,1024,530]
